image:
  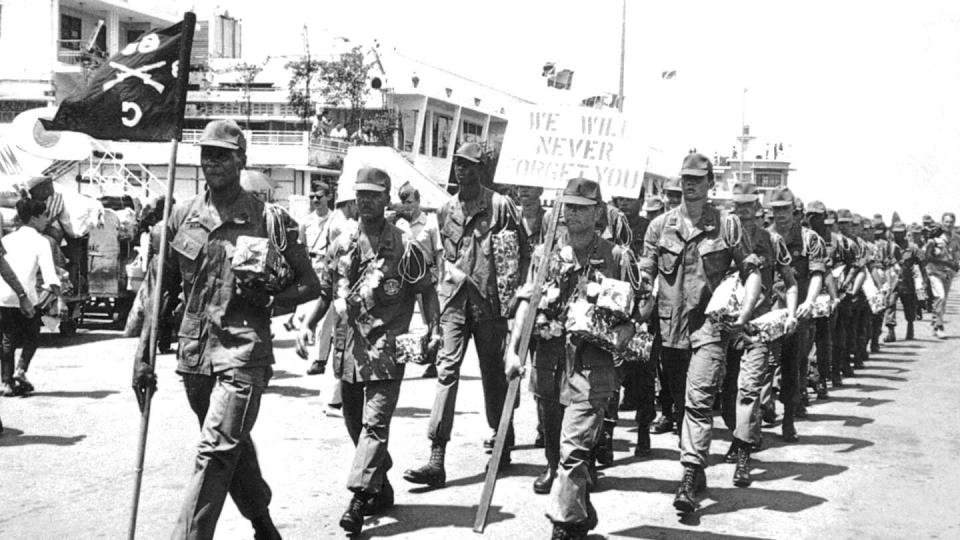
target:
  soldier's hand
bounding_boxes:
[132,361,157,412]
[19,297,35,319]
[295,326,315,360]
[784,315,799,335]
[425,333,442,364]
[796,302,813,319]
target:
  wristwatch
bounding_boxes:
[17,291,28,300]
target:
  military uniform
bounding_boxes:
[833,210,866,377]
[884,224,922,339]
[925,229,958,335]
[162,189,307,539]
[320,220,434,497]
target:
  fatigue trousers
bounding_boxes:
[428,302,511,443]
[834,298,855,375]
[655,341,675,421]
[531,340,565,471]
[929,274,952,329]
[778,323,807,433]
[679,342,727,468]
[884,288,917,331]
[174,368,272,540]
[612,356,657,428]
[853,297,871,364]
[797,319,816,392]
[722,339,770,445]
[660,347,692,432]
[546,397,610,525]
[812,313,834,385]
[341,378,402,494]
[0,308,40,384]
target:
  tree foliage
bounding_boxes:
[285,57,323,129]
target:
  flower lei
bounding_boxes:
[533,244,605,340]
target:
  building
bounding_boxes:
[709,125,793,204]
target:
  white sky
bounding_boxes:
[218,0,960,224]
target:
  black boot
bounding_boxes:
[402,442,446,488]
[733,446,752,487]
[634,427,651,457]
[339,492,366,535]
[533,466,557,494]
[363,478,394,516]
[673,464,706,513]
[651,415,674,434]
[550,522,584,540]
[884,326,896,343]
[251,513,282,540]
[724,439,739,464]
[596,420,615,466]
[782,419,798,443]
[816,381,829,400]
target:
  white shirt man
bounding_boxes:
[0,216,60,308]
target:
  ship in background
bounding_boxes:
[707,125,794,205]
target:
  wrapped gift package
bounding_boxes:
[231,235,293,293]
[706,274,744,324]
[811,294,833,318]
[565,299,623,353]
[831,263,846,281]
[492,229,520,317]
[617,326,654,364]
[746,308,791,343]
[395,330,429,365]
[913,265,927,301]
[595,276,634,320]
[861,274,886,314]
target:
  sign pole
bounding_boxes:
[127,12,195,540]
[474,192,563,533]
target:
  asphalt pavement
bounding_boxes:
[2,292,960,540]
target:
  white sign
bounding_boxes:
[494,106,648,198]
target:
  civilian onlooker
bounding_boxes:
[330,123,348,139]
[0,198,61,396]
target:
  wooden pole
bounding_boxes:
[473,193,564,533]
[127,12,195,539]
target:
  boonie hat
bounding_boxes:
[198,119,246,151]
[806,200,827,214]
[824,208,837,225]
[836,209,853,223]
[768,187,796,208]
[663,177,682,193]
[891,221,907,232]
[852,214,863,226]
[355,167,391,192]
[643,197,664,212]
[560,177,603,206]
[679,153,713,177]
[453,142,483,163]
[731,182,760,203]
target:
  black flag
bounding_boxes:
[42,18,193,142]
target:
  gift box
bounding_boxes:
[395,331,429,365]
[706,274,744,324]
[232,235,293,293]
[617,326,655,364]
[913,265,927,301]
[565,299,623,353]
[861,275,886,314]
[492,229,520,317]
[811,294,833,318]
[745,308,791,343]
[595,276,634,321]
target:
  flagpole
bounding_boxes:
[618,0,626,112]
[128,12,195,540]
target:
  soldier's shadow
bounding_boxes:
[360,504,515,537]
[825,396,895,407]
[263,384,318,398]
[0,428,87,447]
[611,524,775,540]
[804,412,875,428]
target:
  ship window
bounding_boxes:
[755,172,782,188]
[400,109,419,152]
[432,113,452,158]
[461,120,483,144]
[61,14,82,50]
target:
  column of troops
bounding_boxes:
[133,120,959,539]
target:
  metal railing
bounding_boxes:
[57,40,107,65]
[181,129,351,153]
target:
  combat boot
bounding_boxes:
[817,381,829,400]
[673,464,706,513]
[634,426,651,457]
[596,420,615,466]
[651,415,674,434]
[533,466,557,494]
[363,478,394,516]
[884,327,896,343]
[724,439,739,464]
[733,446,753,487]
[13,369,33,394]
[402,442,446,488]
[339,492,366,535]
[251,513,281,540]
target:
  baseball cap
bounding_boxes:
[560,177,603,206]
[198,119,246,151]
[355,167,391,192]
[453,142,483,163]
[731,182,760,203]
[679,153,713,177]
[663,176,683,193]
[806,200,827,214]
[908,223,921,234]
[922,214,934,226]
[836,209,853,223]
[25,176,52,190]
[852,214,863,226]
[768,187,796,208]
[891,221,907,232]
[872,217,886,230]
[824,208,837,225]
[643,196,665,212]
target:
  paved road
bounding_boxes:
[2,293,960,540]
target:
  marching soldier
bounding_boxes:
[505,177,637,539]
[404,142,529,488]
[721,182,797,487]
[131,120,321,540]
[638,154,762,513]
[296,167,441,535]
[885,220,923,341]
[834,209,867,377]
[806,202,841,396]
